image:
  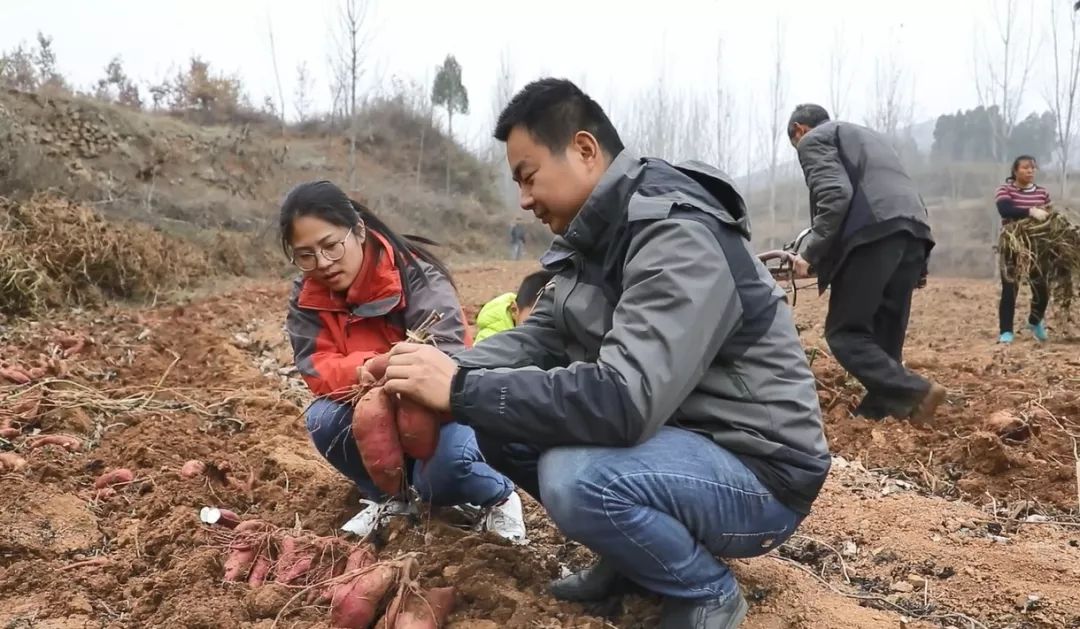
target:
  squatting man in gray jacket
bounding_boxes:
[787,104,946,423]
[383,78,831,629]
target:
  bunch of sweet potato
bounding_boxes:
[351,354,442,495]
[214,518,453,628]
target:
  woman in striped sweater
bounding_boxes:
[995,155,1052,344]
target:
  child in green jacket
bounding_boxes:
[475,269,555,343]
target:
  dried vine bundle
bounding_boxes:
[997,210,1080,319]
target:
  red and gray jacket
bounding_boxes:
[285,230,471,400]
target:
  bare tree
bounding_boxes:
[491,49,517,205]
[827,27,852,119]
[866,50,914,142]
[766,20,787,224]
[330,0,373,190]
[266,13,287,135]
[1048,0,1080,198]
[674,88,710,164]
[492,49,516,125]
[974,0,1038,160]
[293,62,314,124]
[745,92,756,206]
[714,37,739,174]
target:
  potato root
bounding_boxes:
[0,368,31,385]
[94,468,134,489]
[394,586,455,629]
[0,452,27,472]
[352,386,405,495]
[248,555,272,587]
[27,435,82,451]
[180,459,206,478]
[396,397,439,461]
[223,545,257,582]
[57,335,89,358]
[274,536,314,585]
[331,562,400,629]
[364,353,390,381]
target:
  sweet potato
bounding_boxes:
[180,459,206,478]
[248,555,272,587]
[94,468,134,489]
[27,435,82,451]
[393,586,455,629]
[199,506,240,528]
[352,386,404,495]
[345,546,376,572]
[274,536,314,585]
[57,335,88,358]
[396,398,440,461]
[0,427,20,439]
[331,563,400,629]
[0,452,27,472]
[223,545,257,582]
[364,353,390,381]
[0,367,31,384]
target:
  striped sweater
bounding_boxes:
[995,182,1051,222]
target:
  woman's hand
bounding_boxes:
[1029,207,1050,221]
[382,343,457,413]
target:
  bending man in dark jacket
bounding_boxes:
[787,103,946,423]
[383,79,831,629]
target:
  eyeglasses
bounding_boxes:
[290,235,351,271]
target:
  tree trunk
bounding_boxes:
[416,117,427,190]
[445,108,453,195]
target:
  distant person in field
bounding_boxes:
[995,155,1053,344]
[509,218,527,260]
[279,180,525,542]
[382,78,830,629]
[474,269,556,343]
[787,103,946,424]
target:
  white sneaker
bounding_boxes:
[482,491,528,544]
[340,498,416,537]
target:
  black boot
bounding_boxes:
[549,559,628,602]
[659,591,749,629]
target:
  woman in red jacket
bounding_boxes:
[281,180,525,541]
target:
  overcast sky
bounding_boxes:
[1,0,1066,162]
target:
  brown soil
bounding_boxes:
[1,270,1078,628]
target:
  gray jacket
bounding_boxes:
[796,120,934,287]
[449,151,830,515]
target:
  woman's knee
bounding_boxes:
[305,399,352,452]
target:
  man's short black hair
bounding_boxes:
[515,269,556,309]
[787,103,831,140]
[494,78,625,158]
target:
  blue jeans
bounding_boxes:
[477,426,803,601]
[306,399,513,508]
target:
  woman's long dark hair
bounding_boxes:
[1006,155,1037,184]
[279,180,454,287]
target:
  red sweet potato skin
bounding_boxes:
[330,563,399,628]
[94,468,134,489]
[363,354,390,381]
[393,586,455,628]
[396,397,439,461]
[352,387,404,495]
[223,546,256,582]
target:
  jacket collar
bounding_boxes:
[296,230,405,318]
[557,149,645,256]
